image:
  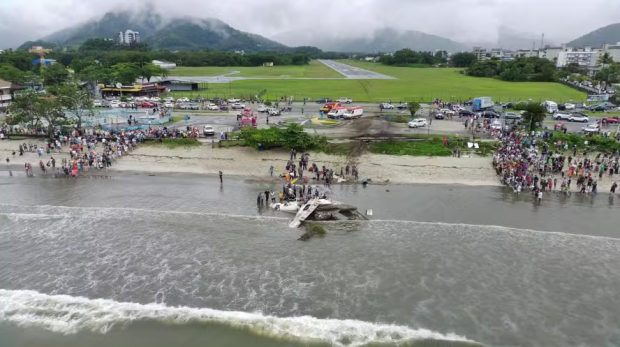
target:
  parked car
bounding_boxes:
[220,105,229,111]
[140,101,156,108]
[569,114,589,122]
[502,102,514,109]
[316,98,332,103]
[177,103,189,110]
[564,103,576,110]
[463,100,474,106]
[93,100,103,107]
[188,103,200,110]
[257,105,268,112]
[163,97,175,102]
[491,120,503,130]
[552,113,572,120]
[151,97,161,102]
[481,110,500,119]
[504,112,522,120]
[459,109,474,117]
[206,103,219,110]
[408,118,428,128]
[434,112,445,119]
[337,97,353,104]
[603,117,620,124]
[582,124,600,133]
[110,100,121,108]
[203,125,215,136]
[177,97,190,103]
[267,108,281,116]
[231,103,245,110]
[380,103,394,109]
[228,98,240,103]
[396,103,409,110]
[164,102,174,108]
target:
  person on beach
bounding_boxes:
[219,171,223,183]
[611,182,617,194]
[269,165,274,176]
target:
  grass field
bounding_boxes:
[173,60,343,78]
[168,60,587,103]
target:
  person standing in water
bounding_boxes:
[219,171,223,183]
[611,182,618,194]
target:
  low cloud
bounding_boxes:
[1,0,619,49]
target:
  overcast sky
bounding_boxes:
[1,0,619,49]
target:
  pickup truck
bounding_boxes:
[337,97,353,104]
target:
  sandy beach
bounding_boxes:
[2,139,617,191]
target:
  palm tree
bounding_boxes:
[522,103,547,131]
[598,52,614,65]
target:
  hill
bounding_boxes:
[19,10,287,53]
[567,23,620,48]
[273,28,467,53]
[145,18,286,52]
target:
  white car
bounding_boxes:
[151,97,161,102]
[206,103,219,110]
[569,114,589,123]
[491,120,503,130]
[408,118,428,128]
[564,103,575,110]
[228,98,240,103]
[267,108,281,116]
[134,97,146,102]
[177,97,189,103]
[164,102,174,108]
[553,113,571,120]
[582,124,600,133]
[257,105,268,112]
[380,103,395,109]
[231,103,245,110]
[110,100,121,108]
[337,97,353,104]
[203,125,215,136]
[164,97,175,102]
[93,100,103,107]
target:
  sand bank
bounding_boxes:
[2,140,617,191]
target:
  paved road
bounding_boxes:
[317,60,397,80]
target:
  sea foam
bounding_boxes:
[0,289,473,347]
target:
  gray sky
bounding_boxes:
[1,0,619,49]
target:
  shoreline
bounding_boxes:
[0,139,498,187]
[3,140,617,191]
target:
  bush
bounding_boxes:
[369,139,452,156]
[237,123,327,151]
[264,101,272,106]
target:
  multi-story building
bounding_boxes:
[473,47,486,60]
[0,78,13,111]
[118,30,140,45]
[556,48,600,68]
[515,49,540,58]
[539,46,567,62]
[603,43,620,63]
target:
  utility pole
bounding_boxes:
[540,33,545,49]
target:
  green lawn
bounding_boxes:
[172,60,343,78]
[166,60,587,103]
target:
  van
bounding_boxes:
[327,107,348,119]
[343,107,363,119]
[542,101,558,114]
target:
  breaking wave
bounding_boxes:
[0,289,474,347]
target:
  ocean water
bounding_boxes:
[0,173,619,347]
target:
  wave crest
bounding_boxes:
[0,289,473,346]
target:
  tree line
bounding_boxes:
[378,49,448,66]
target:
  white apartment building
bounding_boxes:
[118,30,141,45]
[0,78,12,111]
[473,47,486,60]
[539,46,567,62]
[515,49,540,58]
[556,48,600,68]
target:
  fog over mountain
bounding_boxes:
[1,0,620,50]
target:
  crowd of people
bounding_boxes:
[492,127,620,200]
